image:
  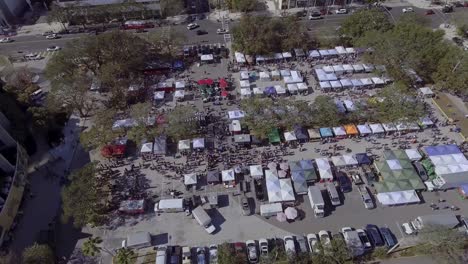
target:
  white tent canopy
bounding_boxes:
[280,178,295,202]
[340,79,353,88]
[259,71,271,81]
[174,90,185,98]
[353,64,365,72]
[184,173,197,185]
[363,64,375,72]
[343,155,358,166]
[382,123,397,132]
[175,81,185,89]
[297,83,308,91]
[178,139,191,150]
[201,54,214,61]
[229,120,242,132]
[377,190,420,205]
[240,71,250,80]
[419,87,434,96]
[333,65,345,74]
[371,77,385,85]
[140,142,153,153]
[228,110,245,120]
[274,85,287,94]
[284,131,298,141]
[154,91,165,100]
[316,158,333,180]
[357,124,372,135]
[330,80,342,89]
[280,69,291,77]
[250,165,264,179]
[360,78,373,86]
[369,123,385,134]
[222,169,235,182]
[192,138,205,149]
[343,64,354,73]
[319,81,332,90]
[405,149,422,161]
[309,50,320,58]
[253,87,265,95]
[331,156,347,167]
[351,79,364,88]
[235,52,246,63]
[343,100,355,111]
[240,80,250,88]
[333,126,346,136]
[323,66,334,73]
[420,116,434,127]
[287,84,299,93]
[241,88,253,97]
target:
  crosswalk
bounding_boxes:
[35,50,60,58]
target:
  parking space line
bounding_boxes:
[395,221,405,238]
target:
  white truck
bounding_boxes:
[154,198,184,213]
[308,186,325,218]
[192,206,216,234]
[341,228,364,257]
[121,232,152,249]
[410,214,460,231]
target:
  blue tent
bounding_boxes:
[424,144,461,156]
[173,60,184,70]
[355,153,372,165]
[264,86,276,95]
[299,159,314,170]
[294,125,309,141]
[319,127,333,138]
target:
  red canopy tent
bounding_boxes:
[198,78,214,86]
[101,144,127,158]
[156,115,166,124]
[221,90,229,97]
[219,78,228,88]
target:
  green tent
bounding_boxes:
[303,169,318,181]
[268,128,281,143]
[421,159,436,180]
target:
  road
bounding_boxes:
[1,6,465,56]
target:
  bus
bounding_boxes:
[121,20,155,30]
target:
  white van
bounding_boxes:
[155,246,167,264]
[154,198,184,213]
[24,53,42,60]
[325,183,341,206]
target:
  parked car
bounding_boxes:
[307,233,320,254]
[259,239,269,255]
[335,8,347,14]
[402,7,414,13]
[352,174,363,185]
[295,10,307,17]
[169,246,181,264]
[413,161,428,181]
[337,174,352,192]
[318,230,331,248]
[196,30,208,35]
[216,28,229,34]
[46,46,61,51]
[442,5,453,13]
[182,246,192,264]
[365,224,384,247]
[241,196,251,216]
[233,242,247,260]
[45,33,59,39]
[296,236,308,253]
[209,244,218,264]
[283,236,296,256]
[356,229,372,250]
[197,248,206,264]
[0,37,13,43]
[309,12,323,20]
[359,186,375,209]
[187,23,199,30]
[425,9,435,15]
[246,240,258,263]
[402,222,416,235]
[379,227,397,248]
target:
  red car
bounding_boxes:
[425,9,435,15]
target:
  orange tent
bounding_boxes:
[344,124,358,135]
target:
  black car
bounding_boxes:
[365,224,384,247]
[196,30,207,35]
[413,161,428,181]
[379,227,397,248]
[169,246,181,264]
[337,174,352,193]
[442,5,453,13]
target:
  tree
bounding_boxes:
[46,2,73,31]
[311,95,342,127]
[356,20,447,83]
[232,15,311,55]
[82,236,103,257]
[226,0,258,12]
[217,243,245,264]
[2,66,40,106]
[22,243,54,264]
[127,102,161,145]
[432,47,468,96]
[45,31,150,105]
[148,29,187,59]
[367,83,425,123]
[339,9,392,43]
[456,24,468,38]
[114,248,136,264]
[165,105,199,141]
[417,225,468,264]
[79,108,121,150]
[160,0,185,17]
[61,163,107,227]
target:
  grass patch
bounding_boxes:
[141,250,156,264]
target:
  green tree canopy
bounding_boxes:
[367,83,425,123]
[80,108,122,150]
[165,105,199,141]
[82,236,103,257]
[217,243,245,264]
[311,95,343,127]
[232,15,311,55]
[61,162,107,227]
[2,66,40,106]
[160,0,185,17]
[226,0,259,12]
[114,248,135,264]
[432,47,468,96]
[126,102,162,145]
[22,243,55,264]
[339,9,392,42]
[417,225,468,264]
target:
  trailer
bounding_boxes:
[154,198,184,213]
[411,214,460,230]
[308,186,325,218]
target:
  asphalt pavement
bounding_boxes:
[1,6,465,56]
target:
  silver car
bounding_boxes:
[359,186,375,209]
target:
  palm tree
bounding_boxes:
[82,236,103,257]
[114,248,136,264]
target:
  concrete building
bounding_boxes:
[0,0,31,27]
[0,112,28,246]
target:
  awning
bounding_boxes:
[174,90,185,98]
[154,91,165,100]
[268,128,281,143]
[201,54,214,61]
[308,50,320,58]
[240,80,250,88]
[175,81,185,89]
[382,123,397,132]
[184,173,197,185]
[320,127,333,137]
[234,134,251,143]
[284,131,297,141]
[369,123,385,134]
[357,124,372,135]
[333,126,346,136]
[344,124,358,135]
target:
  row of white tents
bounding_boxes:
[178,138,205,151]
[318,78,388,90]
[240,83,309,97]
[235,46,359,64]
[318,64,385,75]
